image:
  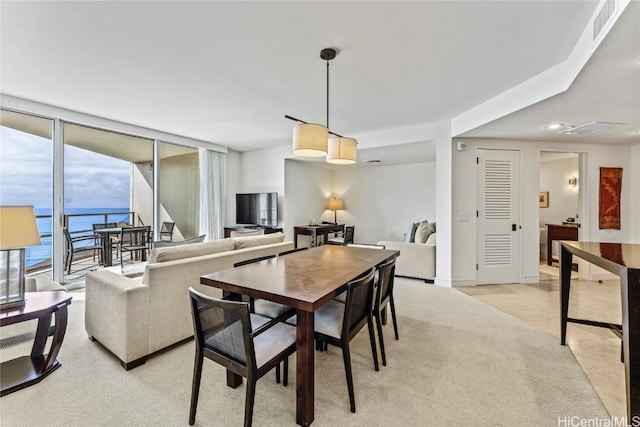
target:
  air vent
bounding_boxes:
[594,0,615,40]
[559,121,625,135]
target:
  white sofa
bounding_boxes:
[85,233,294,370]
[378,232,436,282]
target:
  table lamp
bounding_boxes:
[327,197,343,224]
[0,206,42,308]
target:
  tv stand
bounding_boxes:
[224,226,283,238]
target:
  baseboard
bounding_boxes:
[522,275,539,284]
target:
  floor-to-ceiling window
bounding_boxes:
[1,105,221,285]
[0,110,54,279]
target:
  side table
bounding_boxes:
[0,291,72,397]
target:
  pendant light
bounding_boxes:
[286,47,357,164]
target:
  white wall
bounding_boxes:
[539,156,580,226]
[332,162,436,244]
[452,138,636,285]
[284,160,332,244]
[227,145,437,246]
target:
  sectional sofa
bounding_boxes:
[85,233,294,369]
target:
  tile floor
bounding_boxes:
[458,265,625,418]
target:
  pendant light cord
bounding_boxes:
[326,60,330,130]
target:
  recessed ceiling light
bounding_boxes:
[545,123,565,130]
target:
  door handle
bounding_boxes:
[512,224,517,231]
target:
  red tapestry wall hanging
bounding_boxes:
[599,167,623,230]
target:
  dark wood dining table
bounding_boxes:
[200,244,399,426]
[560,241,640,422]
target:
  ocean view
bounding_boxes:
[27,207,130,268]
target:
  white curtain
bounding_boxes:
[199,149,226,240]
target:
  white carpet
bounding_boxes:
[0,278,609,426]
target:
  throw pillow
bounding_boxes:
[403,223,415,242]
[414,222,435,244]
[149,238,235,263]
[233,232,285,249]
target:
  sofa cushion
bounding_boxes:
[426,232,436,245]
[415,222,436,244]
[233,232,285,249]
[149,238,235,264]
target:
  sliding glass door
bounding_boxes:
[0,110,54,279]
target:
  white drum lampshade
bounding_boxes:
[326,136,357,164]
[0,206,42,308]
[293,123,329,157]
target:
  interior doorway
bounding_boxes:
[538,151,581,273]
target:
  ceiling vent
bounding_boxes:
[558,121,625,135]
[593,0,616,40]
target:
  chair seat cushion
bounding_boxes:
[314,300,345,339]
[254,300,291,319]
[254,322,296,368]
[333,290,347,303]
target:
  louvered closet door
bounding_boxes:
[476,149,521,284]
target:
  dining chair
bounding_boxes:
[188,288,296,427]
[314,268,378,413]
[372,256,399,366]
[327,226,355,246]
[233,254,295,384]
[63,228,103,273]
[160,221,175,241]
[119,226,151,273]
[333,245,385,304]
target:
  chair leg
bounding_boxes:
[283,356,289,387]
[367,316,380,371]
[390,295,399,340]
[189,351,204,425]
[341,344,356,413]
[374,311,386,367]
[244,376,257,427]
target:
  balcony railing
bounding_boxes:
[26,210,138,274]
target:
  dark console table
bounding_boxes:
[1,291,72,396]
[293,224,344,248]
[224,226,283,238]
[546,224,579,266]
[560,241,640,422]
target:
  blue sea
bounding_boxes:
[27,207,130,268]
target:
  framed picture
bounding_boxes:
[539,191,549,208]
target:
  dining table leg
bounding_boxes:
[102,236,113,267]
[296,309,314,426]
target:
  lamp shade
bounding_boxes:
[326,136,357,164]
[293,123,329,157]
[0,206,42,250]
[327,197,343,211]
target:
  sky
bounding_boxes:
[0,126,130,209]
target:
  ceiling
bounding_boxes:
[1,1,638,165]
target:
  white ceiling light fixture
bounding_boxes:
[545,123,565,130]
[558,121,626,135]
[286,48,357,164]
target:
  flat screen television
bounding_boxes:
[235,192,278,227]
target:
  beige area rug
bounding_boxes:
[0,278,609,426]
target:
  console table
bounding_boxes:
[0,291,72,396]
[223,226,283,238]
[559,241,640,422]
[293,224,344,248]
[546,224,579,266]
